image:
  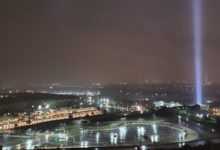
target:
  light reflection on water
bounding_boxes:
[73,123,185,146]
[0,119,200,149]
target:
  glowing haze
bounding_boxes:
[1,0,220,85]
[193,0,202,104]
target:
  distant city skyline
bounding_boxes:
[0,0,220,85]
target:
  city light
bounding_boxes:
[38,105,42,110]
[96,132,100,144]
[193,0,202,105]
[178,115,182,123]
[110,132,118,144]
[80,141,88,148]
[0,0,220,149]
[26,139,33,149]
[152,124,157,134]
[119,126,127,141]
[2,147,11,150]
[137,126,145,139]
[0,107,102,130]
[150,134,159,143]
[45,104,50,109]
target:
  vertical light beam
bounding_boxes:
[193,0,202,105]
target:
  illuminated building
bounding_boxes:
[153,101,182,108]
[211,107,220,116]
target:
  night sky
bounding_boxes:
[0,0,220,85]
